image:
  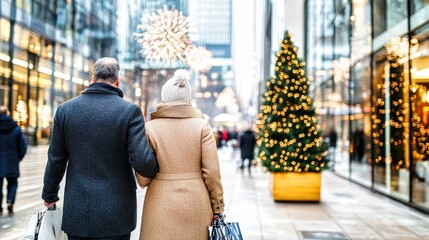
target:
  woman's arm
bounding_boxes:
[201,122,225,214]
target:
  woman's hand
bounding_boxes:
[213,213,225,220]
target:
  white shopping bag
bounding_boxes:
[23,213,41,240]
[24,207,66,240]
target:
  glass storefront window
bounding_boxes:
[373,0,387,37]
[387,0,407,29]
[17,0,32,13]
[349,0,372,187]
[11,83,28,128]
[0,18,11,43]
[13,24,42,55]
[373,35,411,201]
[41,40,54,59]
[350,58,372,186]
[331,3,351,178]
[411,0,429,29]
[411,23,429,209]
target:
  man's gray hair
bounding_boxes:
[93,57,120,83]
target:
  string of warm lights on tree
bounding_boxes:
[256,31,328,172]
[372,37,419,170]
[411,85,429,163]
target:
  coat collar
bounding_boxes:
[0,114,18,133]
[150,101,204,119]
[82,82,124,98]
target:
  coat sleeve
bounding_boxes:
[42,106,69,203]
[17,128,27,160]
[135,125,154,188]
[201,122,225,214]
[128,105,158,177]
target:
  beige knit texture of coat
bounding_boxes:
[136,101,225,240]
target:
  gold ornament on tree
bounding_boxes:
[135,6,192,63]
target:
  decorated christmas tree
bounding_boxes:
[256,31,328,172]
[372,37,415,170]
[410,87,429,162]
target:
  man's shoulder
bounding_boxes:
[60,94,137,108]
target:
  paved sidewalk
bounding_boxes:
[131,147,429,239]
[197,148,429,240]
[1,145,429,239]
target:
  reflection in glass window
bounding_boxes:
[411,24,429,209]
[16,0,31,13]
[372,36,411,201]
[387,0,407,29]
[0,18,10,43]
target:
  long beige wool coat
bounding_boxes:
[136,101,225,240]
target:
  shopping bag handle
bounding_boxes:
[47,204,57,211]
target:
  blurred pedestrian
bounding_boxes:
[239,127,256,175]
[221,127,229,148]
[135,70,225,240]
[42,58,158,240]
[353,128,365,162]
[328,127,338,149]
[0,106,27,215]
[228,127,240,160]
[328,127,338,167]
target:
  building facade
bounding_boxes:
[0,0,118,144]
[188,0,233,120]
[306,0,429,213]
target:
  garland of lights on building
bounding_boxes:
[256,31,328,172]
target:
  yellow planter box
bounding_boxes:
[272,172,321,202]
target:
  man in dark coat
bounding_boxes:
[0,106,27,214]
[42,58,158,240]
[239,128,256,175]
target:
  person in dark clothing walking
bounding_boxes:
[0,106,27,215]
[42,58,158,240]
[240,128,256,175]
[353,128,365,162]
[328,128,338,149]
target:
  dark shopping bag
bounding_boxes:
[209,218,243,240]
[24,205,66,240]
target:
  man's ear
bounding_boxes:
[115,76,121,87]
[91,75,96,83]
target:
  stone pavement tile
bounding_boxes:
[293,219,343,232]
[361,216,397,225]
[373,223,417,237]
[346,233,384,240]
[286,204,331,220]
[322,205,356,219]
[393,220,429,237]
[264,235,299,240]
[261,219,296,236]
[380,234,424,240]
[335,219,379,234]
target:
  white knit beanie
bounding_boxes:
[161,69,192,103]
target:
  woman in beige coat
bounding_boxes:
[135,69,225,240]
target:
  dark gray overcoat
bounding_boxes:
[42,83,158,238]
[0,114,27,177]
